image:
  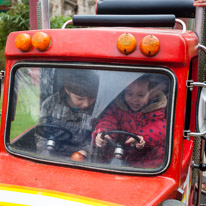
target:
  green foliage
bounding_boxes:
[21,0,29,4]
[0,3,29,49]
[0,3,73,70]
[0,2,29,70]
[50,15,74,29]
[0,0,11,6]
[0,49,6,70]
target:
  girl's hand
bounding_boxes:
[95,133,112,147]
[125,135,145,149]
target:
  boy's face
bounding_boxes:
[125,81,150,112]
[65,88,96,109]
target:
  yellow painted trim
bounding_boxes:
[0,184,122,206]
[0,202,29,206]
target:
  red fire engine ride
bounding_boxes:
[0,0,206,205]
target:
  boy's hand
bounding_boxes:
[125,136,145,149]
[95,133,112,147]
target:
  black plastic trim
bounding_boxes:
[73,15,176,27]
[96,0,195,18]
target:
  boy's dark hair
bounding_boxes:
[62,69,99,99]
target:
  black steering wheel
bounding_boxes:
[35,123,73,151]
[94,130,141,166]
[101,130,140,147]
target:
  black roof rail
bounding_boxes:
[96,0,195,18]
[72,15,176,27]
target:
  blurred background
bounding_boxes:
[0,0,96,71]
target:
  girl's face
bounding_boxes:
[65,88,96,109]
[125,81,150,112]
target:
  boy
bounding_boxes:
[35,69,99,161]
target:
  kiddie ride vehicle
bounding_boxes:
[1,0,206,205]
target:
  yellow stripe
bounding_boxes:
[0,202,29,206]
[0,184,122,206]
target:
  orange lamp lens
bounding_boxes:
[140,35,160,57]
[15,33,32,52]
[117,33,137,55]
[31,32,51,51]
[70,152,85,162]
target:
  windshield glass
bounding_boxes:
[6,63,175,174]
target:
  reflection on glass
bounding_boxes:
[8,67,170,172]
[10,68,40,140]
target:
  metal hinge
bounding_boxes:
[0,70,5,80]
[183,130,206,140]
[183,130,191,140]
[186,80,206,91]
[193,161,206,172]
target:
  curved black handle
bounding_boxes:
[96,0,195,18]
[73,15,176,27]
[102,130,140,143]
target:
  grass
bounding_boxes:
[9,73,40,140]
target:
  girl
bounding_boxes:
[92,74,168,168]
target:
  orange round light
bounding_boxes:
[15,33,32,52]
[31,32,51,51]
[70,152,85,162]
[140,35,160,57]
[117,33,137,55]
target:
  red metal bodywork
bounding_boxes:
[0,27,199,205]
